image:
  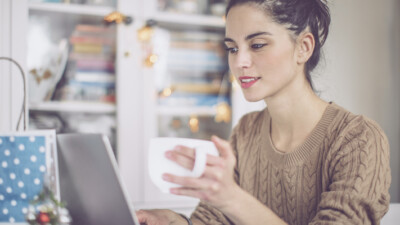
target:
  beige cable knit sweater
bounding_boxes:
[191,103,391,225]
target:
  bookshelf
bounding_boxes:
[135,0,231,212]
[25,0,231,215]
[27,2,117,109]
[148,25,231,138]
[27,0,119,152]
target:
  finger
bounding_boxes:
[162,173,200,188]
[167,148,225,171]
[170,187,208,200]
[162,173,214,190]
[173,144,226,166]
[211,135,234,159]
[174,146,224,167]
[170,187,204,199]
[174,145,196,159]
[170,182,220,200]
[206,154,225,167]
[135,210,148,223]
[201,166,226,181]
[166,150,194,170]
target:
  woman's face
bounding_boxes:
[225,4,302,102]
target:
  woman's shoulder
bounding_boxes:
[329,103,386,138]
[327,103,389,155]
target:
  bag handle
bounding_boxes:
[0,57,27,131]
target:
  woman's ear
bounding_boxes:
[296,32,315,64]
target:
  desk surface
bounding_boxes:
[381,204,400,225]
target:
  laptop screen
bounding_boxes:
[57,133,139,225]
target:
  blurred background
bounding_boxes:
[0,0,399,217]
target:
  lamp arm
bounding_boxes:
[0,56,27,131]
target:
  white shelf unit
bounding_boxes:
[29,101,116,113]
[150,17,229,120]
[27,1,119,156]
[153,12,225,29]
[157,105,217,116]
[25,0,231,215]
[27,2,117,114]
[28,2,114,16]
[135,5,231,213]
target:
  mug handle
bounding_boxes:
[191,146,209,177]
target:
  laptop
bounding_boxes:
[57,133,139,225]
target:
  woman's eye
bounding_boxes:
[225,47,238,54]
[251,43,267,49]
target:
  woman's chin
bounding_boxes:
[243,95,264,103]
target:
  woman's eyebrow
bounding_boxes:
[224,31,272,43]
[224,37,235,43]
[245,31,272,40]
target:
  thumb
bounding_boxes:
[135,210,146,223]
[211,135,233,159]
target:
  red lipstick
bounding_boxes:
[239,76,260,89]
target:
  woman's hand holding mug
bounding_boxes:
[161,136,241,210]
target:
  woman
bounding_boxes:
[137,0,391,224]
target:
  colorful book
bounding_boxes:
[72,43,114,54]
[69,35,115,46]
[75,60,115,72]
[69,52,115,62]
[74,71,116,83]
[75,24,116,34]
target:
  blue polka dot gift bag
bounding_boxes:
[0,130,59,224]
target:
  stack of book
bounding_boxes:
[55,24,116,103]
[168,30,226,72]
[158,30,230,108]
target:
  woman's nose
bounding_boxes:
[233,50,252,69]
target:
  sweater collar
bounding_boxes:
[261,102,338,167]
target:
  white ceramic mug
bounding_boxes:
[148,137,219,193]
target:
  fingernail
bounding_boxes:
[165,151,172,158]
[173,146,181,150]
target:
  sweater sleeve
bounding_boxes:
[190,121,241,225]
[310,117,391,225]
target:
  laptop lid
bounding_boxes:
[56,133,139,225]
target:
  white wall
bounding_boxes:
[0,0,28,132]
[314,0,400,202]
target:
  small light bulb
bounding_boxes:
[162,87,173,97]
[189,115,199,133]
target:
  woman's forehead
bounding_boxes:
[225,4,279,39]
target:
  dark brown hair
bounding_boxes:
[226,0,330,90]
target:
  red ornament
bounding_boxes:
[37,211,50,224]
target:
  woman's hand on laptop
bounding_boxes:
[136,209,189,225]
[162,136,241,211]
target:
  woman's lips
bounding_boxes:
[239,76,260,89]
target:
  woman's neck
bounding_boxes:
[266,85,328,153]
